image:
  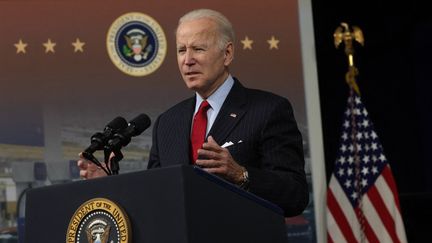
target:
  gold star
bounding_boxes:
[43,39,56,53]
[14,39,28,54]
[267,36,280,50]
[72,38,85,53]
[241,36,253,50]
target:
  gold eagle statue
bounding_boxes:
[333,22,364,56]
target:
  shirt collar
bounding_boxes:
[195,75,234,114]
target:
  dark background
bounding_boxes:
[311,1,430,242]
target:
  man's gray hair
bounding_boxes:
[178,9,235,50]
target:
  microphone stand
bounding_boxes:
[103,149,112,175]
[110,150,124,175]
[103,146,123,175]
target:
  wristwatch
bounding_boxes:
[239,167,250,190]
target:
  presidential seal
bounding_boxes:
[107,12,167,77]
[66,198,131,243]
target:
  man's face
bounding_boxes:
[176,18,233,98]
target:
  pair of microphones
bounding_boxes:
[81,114,151,175]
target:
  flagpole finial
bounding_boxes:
[334,22,364,95]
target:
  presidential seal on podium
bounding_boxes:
[66,198,131,243]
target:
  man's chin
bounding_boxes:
[184,78,203,90]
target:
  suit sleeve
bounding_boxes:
[246,98,309,217]
[147,116,161,169]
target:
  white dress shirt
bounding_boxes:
[193,75,234,136]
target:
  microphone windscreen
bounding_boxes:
[107,116,128,130]
[129,114,151,136]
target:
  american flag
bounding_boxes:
[326,90,407,243]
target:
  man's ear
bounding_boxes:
[224,42,234,66]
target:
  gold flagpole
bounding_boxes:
[333,22,364,95]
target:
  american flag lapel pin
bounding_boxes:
[230,113,237,118]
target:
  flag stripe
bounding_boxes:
[356,207,380,243]
[381,165,401,208]
[367,185,400,243]
[327,182,359,243]
[327,209,347,243]
[327,233,334,243]
[363,194,393,243]
[374,169,407,243]
[329,177,362,239]
[328,190,358,243]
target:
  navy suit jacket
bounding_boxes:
[148,79,308,216]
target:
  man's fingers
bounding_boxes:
[196,158,220,168]
[207,136,218,145]
[202,136,223,151]
[77,152,91,169]
[197,148,221,159]
[79,170,88,179]
[77,159,87,168]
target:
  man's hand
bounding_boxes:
[196,136,245,184]
[77,152,109,179]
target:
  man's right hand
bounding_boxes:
[77,152,108,179]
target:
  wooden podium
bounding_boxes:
[25,165,288,243]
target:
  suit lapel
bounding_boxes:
[208,79,247,145]
[171,97,195,164]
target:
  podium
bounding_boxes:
[25,165,288,243]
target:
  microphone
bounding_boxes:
[83,116,128,155]
[106,114,151,151]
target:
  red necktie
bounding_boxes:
[191,100,210,163]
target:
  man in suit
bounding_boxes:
[78,8,308,217]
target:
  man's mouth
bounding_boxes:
[185,71,200,76]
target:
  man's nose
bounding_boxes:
[184,50,195,65]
